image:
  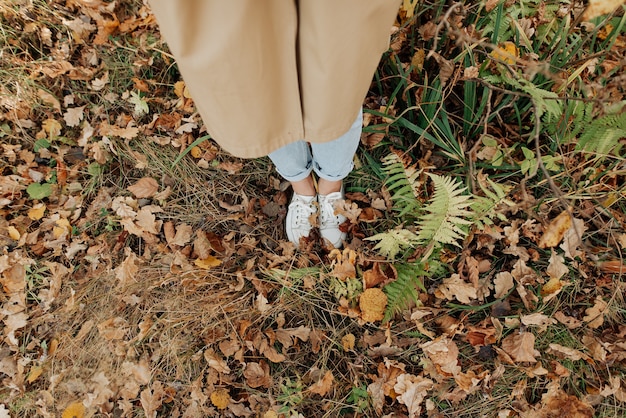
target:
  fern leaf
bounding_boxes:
[415,174,473,247]
[383,262,427,322]
[381,151,422,218]
[471,174,513,229]
[576,105,626,156]
[365,228,420,260]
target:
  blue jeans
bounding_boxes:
[268,111,363,182]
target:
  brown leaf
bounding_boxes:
[243,361,272,388]
[204,349,230,374]
[115,248,139,288]
[394,373,434,418]
[553,311,582,329]
[308,370,334,396]
[275,326,311,349]
[363,262,397,289]
[547,344,590,362]
[435,274,477,304]
[420,337,461,377]
[63,106,86,127]
[583,296,607,329]
[493,271,514,298]
[127,177,159,198]
[583,0,626,21]
[500,332,538,363]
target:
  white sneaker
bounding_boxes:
[285,193,317,247]
[318,189,347,248]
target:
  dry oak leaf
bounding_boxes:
[359,288,388,322]
[436,274,477,304]
[394,373,434,418]
[538,384,595,418]
[308,370,334,396]
[115,248,139,288]
[500,332,539,363]
[63,106,86,127]
[553,311,582,329]
[420,336,462,377]
[127,177,159,198]
[583,296,608,329]
[61,401,85,418]
[243,361,272,388]
[538,210,571,248]
[210,389,231,410]
[275,326,311,349]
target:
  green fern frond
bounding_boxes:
[383,262,427,322]
[415,174,473,247]
[381,151,422,218]
[365,228,420,260]
[471,175,514,229]
[576,105,626,156]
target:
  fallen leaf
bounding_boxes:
[420,337,461,377]
[308,370,334,396]
[394,373,434,418]
[210,389,230,410]
[554,311,583,329]
[7,226,20,241]
[194,255,222,269]
[359,288,388,322]
[243,361,272,388]
[61,401,85,418]
[548,343,590,361]
[127,177,159,198]
[500,332,538,363]
[63,106,86,127]
[204,349,230,374]
[27,203,46,220]
[341,333,356,351]
[493,271,514,298]
[583,0,626,20]
[538,211,571,249]
[583,296,607,328]
[436,274,477,304]
[521,313,557,333]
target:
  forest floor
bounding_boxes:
[1,1,626,417]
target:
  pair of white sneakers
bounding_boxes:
[285,189,347,248]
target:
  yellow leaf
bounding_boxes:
[28,203,46,220]
[538,210,571,248]
[210,388,230,410]
[190,146,203,158]
[27,365,44,383]
[359,288,387,322]
[8,226,20,240]
[42,118,62,139]
[194,255,222,269]
[62,401,85,418]
[341,333,356,351]
[490,41,518,65]
[53,218,72,239]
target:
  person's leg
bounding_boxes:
[310,111,363,248]
[268,141,317,246]
[311,111,363,193]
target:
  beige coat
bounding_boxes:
[148,1,401,158]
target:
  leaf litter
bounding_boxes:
[0,0,625,417]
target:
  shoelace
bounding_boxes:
[290,199,317,227]
[319,196,340,227]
